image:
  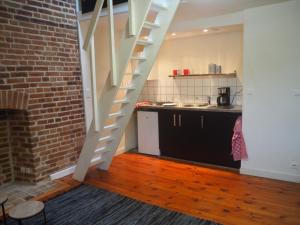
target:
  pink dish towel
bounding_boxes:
[232,116,248,161]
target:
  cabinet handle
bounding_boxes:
[179,114,182,127]
[173,114,176,127]
[201,115,204,129]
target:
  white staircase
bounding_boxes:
[73,0,180,182]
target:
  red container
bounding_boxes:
[183,69,190,76]
[172,69,181,76]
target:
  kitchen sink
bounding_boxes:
[182,103,210,108]
[197,103,209,107]
[182,104,195,107]
[206,105,234,109]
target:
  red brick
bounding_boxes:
[0,0,85,184]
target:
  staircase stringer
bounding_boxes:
[98,0,181,170]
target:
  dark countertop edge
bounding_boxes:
[136,105,242,113]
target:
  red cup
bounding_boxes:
[183,69,190,76]
[173,69,181,76]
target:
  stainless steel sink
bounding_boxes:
[197,103,209,107]
[182,104,195,107]
[206,105,234,109]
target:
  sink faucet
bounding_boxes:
[207,96,211,105]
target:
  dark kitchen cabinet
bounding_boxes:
[158,110,184,159]
[158,109,241,169]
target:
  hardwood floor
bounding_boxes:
[82,153,300,225]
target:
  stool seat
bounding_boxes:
[9,201,44,220]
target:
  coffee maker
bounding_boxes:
[217,87,230,106]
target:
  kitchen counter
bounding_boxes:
[137,103,242,113]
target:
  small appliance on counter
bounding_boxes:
[217,87,230,106]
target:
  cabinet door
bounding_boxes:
[177,110,205,161]
[158,110,182,158]
[201,112,241,168]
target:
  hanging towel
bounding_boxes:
[232,116,248,161]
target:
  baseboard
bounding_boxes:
[50,165,76,180]
[50,147,130,180]
[240,167,300,183]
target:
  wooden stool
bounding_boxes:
[0,193,8,225]
[8,201,47,225]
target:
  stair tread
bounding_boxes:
[131,56,146,61]
[99,136,113,142]
[124,72,142,76]
[103,123,120,130]
[151,1,167,10]
[143,21,160,29]
[113,99,129,104]
[119,86,135,90]
[94,146,110,154]
[108,112,124,118]
[90,156,105,165]
[137,39,153,46]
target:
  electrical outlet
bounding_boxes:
[290,162,298,170]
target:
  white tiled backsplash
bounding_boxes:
[139,77,243,105]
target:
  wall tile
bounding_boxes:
[188,79,195,87]
[211,78,219,87]
[166,86,173,95]
[228,78,237,87]
[141,77,243,105]
[195,86,203,95]
[203,78,211,86]
[203,86,211,96]
[180,79,188,87]
[180,86,188,95]
[195,79,203,86]
[188,86,195,96]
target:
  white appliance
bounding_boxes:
[137,111,160,156]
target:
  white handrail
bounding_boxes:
[90,36,100,131]
[108,0,117,86]
[128,0,136,36]
[83,0,105,50]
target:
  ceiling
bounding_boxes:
[165,24,243,40]
[174,0,290,22]
[84,0,290,37]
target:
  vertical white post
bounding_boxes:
[83,0,105,50]
[128,0,136,36]
[90,36,100,131]
[108,0,117,86]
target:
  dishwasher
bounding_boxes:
[137,111,160,156]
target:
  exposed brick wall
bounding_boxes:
[0,0,86,183]
[0,111,12,184]
[0,90,29,110]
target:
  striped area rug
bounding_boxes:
[7,185,221,225]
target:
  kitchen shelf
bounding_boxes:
[168,72,237,78]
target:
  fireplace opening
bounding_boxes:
[0,90,34,185]
[0,109,34,185]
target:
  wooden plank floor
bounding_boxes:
[82,153,300,225]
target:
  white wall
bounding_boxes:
[149,31,243,80]
[241,0,300,182]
